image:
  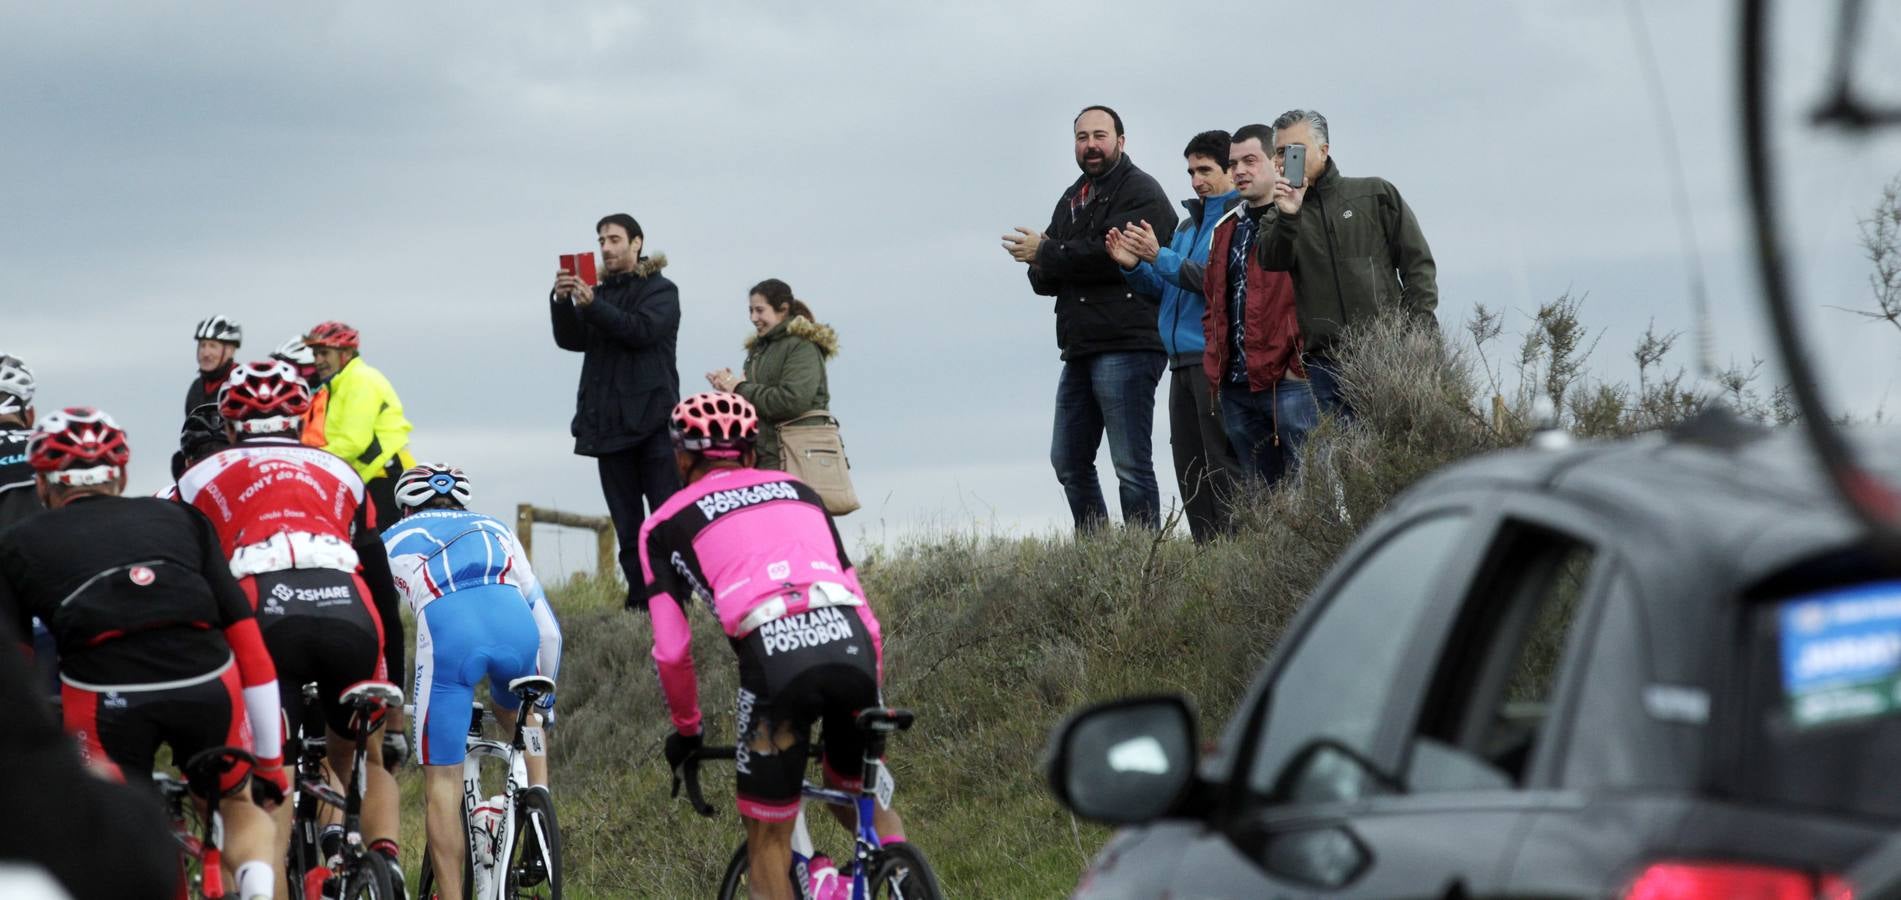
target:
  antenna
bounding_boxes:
[1623,0,1719,383]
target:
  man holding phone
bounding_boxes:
[549,213,682,605]
[1260,108,1439,418]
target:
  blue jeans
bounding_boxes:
[1220,356,1346,486]
[1051,351,1166,531]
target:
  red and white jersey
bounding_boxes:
[176,437,367,578]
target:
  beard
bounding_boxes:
[1077,147,1120,176]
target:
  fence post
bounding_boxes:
[516,503,535,560]
[513,504,618,585]
[597,526,617,583]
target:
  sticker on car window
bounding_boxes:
[1779,581,1901,729]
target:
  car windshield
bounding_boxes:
[1744,579,1901,819]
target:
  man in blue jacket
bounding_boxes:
[1107,130,1244,542]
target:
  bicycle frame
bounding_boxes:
[289,681,395,900]
[460,699,552,900]
[787,752,890,900]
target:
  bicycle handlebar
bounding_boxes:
[674,745,737,819]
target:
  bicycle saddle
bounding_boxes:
[339,680,405,710]
[508,675,556,701]
[855,707,915,734]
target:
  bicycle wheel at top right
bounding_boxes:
[870,842,944,900]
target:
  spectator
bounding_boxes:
[1260,108,1439,417]
[1002,105,1179,531]
[1106,130,1247,542]
[0,354,39,532]
[550,213,682,600]
[185,315,242,416]
[705,278,837,472]
[270,336,327,448]
[1198,124,1306,483]
[305,321,417,530]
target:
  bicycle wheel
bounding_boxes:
[870,842,945,900]
[337,854,397,900]
[504,786,562,898]
[166,802,210,899]
[715,842,750,900]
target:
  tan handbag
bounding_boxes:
[779,410,861,516]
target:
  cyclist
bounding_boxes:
[303,321,415,530]
[164,402,232,494]
[173,360,409,892]
[270,336,328,449]
[186,315,243,417]
[0,407,289,900]
[0,353,40,531]
[383,463,563,900]
[639,392,909,900]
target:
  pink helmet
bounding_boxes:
[669,392,758,459]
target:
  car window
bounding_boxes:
[1246,513,1473,799]
[1407,523,1596,791]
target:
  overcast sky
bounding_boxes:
[4,1,1897,579]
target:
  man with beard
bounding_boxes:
[550,213,682,605]
[185,315,242,417]
[1003,106,1177,532]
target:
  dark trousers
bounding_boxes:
[598,431,683,595]
[1169,364,1242,542]
[1051,350,1167,532]
[1220,355,1347,486]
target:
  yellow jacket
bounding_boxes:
[323,357,414,481]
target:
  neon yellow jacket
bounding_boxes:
[323,356,414,481]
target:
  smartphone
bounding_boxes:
[1284,143,1306,189]
[576,251,598,286]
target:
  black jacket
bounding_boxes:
[184,362,234,417]
[1256,158,1438,352]
[1028,156,1180,360]
[550,254,682,456]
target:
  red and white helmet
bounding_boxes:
[269,336,319,382]
[670,391,758,459]
[304,320,360,350]
[29,407,131,486]
[218,359,312,434]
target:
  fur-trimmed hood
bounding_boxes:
[745,315,838,358]
[603,253,668,281]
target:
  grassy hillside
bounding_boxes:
[393,306,1779,897]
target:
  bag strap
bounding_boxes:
[782,410,839,428]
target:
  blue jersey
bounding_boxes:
[382,509,561,682]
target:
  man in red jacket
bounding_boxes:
[1199,124,1310,484]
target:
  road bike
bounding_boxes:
[678,706,943,900]
[286,680,405,900]
[416,674,561,900]
[157,745,273,900]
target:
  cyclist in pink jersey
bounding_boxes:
[639,392,908,900]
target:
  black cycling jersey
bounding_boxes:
[0,494,255,689]
[0,426,36,533]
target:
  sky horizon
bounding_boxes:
[4,1,1897,580]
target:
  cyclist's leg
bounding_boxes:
[731,623,826,900]
[744,817,799,900]
[815,667,905,844]
[306,569,401,853]
[245,571,314,897]
[489,704,549,788]
[170,665,279,898]
[414,602,481,900]
[422,765,466,900]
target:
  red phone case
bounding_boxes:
[577,252,598,286]
[559,253,577,276]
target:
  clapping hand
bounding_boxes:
[1002,227,1045,264]
[1105,228,1139,269]
[705,368,744,392]
[1125,220,1162,263]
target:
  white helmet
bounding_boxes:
[270,336,315,368]
[395,463,473,511]
[193,315,243,345]
[0,354,34,417]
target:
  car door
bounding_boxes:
[1164,502,1508,896]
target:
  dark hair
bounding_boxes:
[749,278,816,322]
[1230,123,1275,153]
[1183,130,1233,169]
[595,213,643,242]
[1074,105,1124,137]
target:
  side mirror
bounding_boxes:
[1045,695,1200,825]
[1269,738,1403,805]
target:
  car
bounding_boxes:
[1047,413,1900,898]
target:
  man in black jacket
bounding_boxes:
[1004,106,1179,531]
[550,213,682,599]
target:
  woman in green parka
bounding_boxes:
[705,278,838,471]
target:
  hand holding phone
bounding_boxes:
[1283,143,1306,189]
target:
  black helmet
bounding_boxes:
[179,402,230,461]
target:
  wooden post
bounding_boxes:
[596,526,618,583]
[516,503,535,560]
[1492,394,1507,435]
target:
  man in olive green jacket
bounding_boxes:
[1259,109,1438,378]
[732,316,837,471]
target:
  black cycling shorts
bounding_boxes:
[241,568,384,738]
[729,605,879,821]
[62,664,252,793]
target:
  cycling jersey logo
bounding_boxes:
[128,566,155,586]
[694,481,800,520]
[757,607,854,657]
[768,561,791,581]
[734,687,759,776]
[103,691,127,709]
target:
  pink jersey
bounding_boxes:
[637,467,882,734]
